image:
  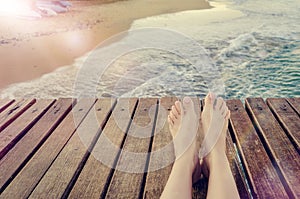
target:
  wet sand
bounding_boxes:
[0,0,211,90]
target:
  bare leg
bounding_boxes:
[161,97,198,199]
[169,99,201,184]
[201,93,240,199]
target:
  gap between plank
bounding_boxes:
[0,100,56,160]
[0,99,36,133]
[27,99,98,198]
[267,100,300,155]
[139,99,159,199]
[244,103,294,198]
[61,99,117,199]
[100,98,139,199]
[228,120,254,199]
[0,100,15,114]
[286,99,300,117]
[0,99,74,194]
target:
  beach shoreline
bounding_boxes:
[0,0,211,90]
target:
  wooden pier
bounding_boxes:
[0,97,299,198]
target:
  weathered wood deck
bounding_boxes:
[0,97,299,198]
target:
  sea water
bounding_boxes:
[1,0,299,99]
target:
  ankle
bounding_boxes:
[203,150,227,171]
[173,155,195,175]
[174,142,197,171]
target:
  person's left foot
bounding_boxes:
[168,97,199,172]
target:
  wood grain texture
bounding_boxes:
[0,99,95,198]
[0,97,298,199]
[68,98,138,199]
[225,131,251,199]
[105,98,158,199]
[246,98,300,198]
[0,98,73,193]
[0,99,35,133]
[0,99,15,114]
[267,98,300,153]
[227,99,288,198]
[29,98,115,199]
[0,99,55,160]
[286,98,300,116]
[143,97,178,199]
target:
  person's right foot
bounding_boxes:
[200,93,230,176]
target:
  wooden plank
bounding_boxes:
[0,99,35,133]
[0,98,73,193]
[68,98,138,198]
[286,98,300,116]
[267,98,300,153]
[0,99,55,160]
[225,131,251,199]
[0,99,15,113]
[143,97,178,199]
[29,98,115,198]
[246,98,300,198]
[227,99,288,198]
[0,99,96,198]
[105,98,158,199]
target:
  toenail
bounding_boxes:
[183,97,191,103]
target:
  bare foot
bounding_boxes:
[199,93,230,176]
[201,92,215,142]
[168,97,198,171]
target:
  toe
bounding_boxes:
[204,92,215,107]
[182,96,193,111]
[169,111,177,121]
[168,115,174,125]
[182,97,196,118]
[172,105,180,119]
[221,106,227,116]
[204,92,211,105]
[175,101,181,115]
[215,97,224,110]
[225,110,231,120]
[204,92,212,105]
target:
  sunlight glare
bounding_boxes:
[0,0,32,16]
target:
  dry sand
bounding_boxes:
[0,0,211,90]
